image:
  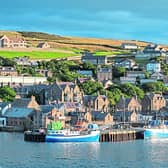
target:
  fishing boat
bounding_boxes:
[45,124,100,142]
[144,120,168,139]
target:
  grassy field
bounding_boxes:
[0,51,79,60]
[93,50,131,56]
[0,31,150,52]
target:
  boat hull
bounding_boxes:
[144,128,168,139]
[45,132,100,142]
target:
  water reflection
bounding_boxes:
[1,133,168,168]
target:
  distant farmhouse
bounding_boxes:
[0,35,26,48]
[37,42,50,49]
[81,52,108,65]
[121,43,139,50]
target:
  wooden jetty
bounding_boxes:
[100,129,144,142]
[24,131,46,142]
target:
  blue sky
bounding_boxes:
[0,0,168,44]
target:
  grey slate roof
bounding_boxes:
[41,103,65,113]
[53,82,75,90]
[84,95,107,103]
[4,108,34,118]
[77,70,93,76]
[98,68,112,73]
[12,98,31,108]
[0,102,9,110]
[40,105,55,114]
[91,111,108,121]
[121,43,137,46]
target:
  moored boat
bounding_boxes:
[144,128,168,139]
[144,120,168,139]
[45,130,100,142]
[45,124,100,142]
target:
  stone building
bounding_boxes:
[84,111,113,125]
[116,96,142,112]
[3,96,42,131]
[40,82,83,105]
[97,67,112,82]
[83,95,110,112]
[141,93,166,113]
[113,111,138,122]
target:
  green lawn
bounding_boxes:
[94,50,131,56]
[0,51,79,60]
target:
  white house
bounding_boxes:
[136,44,166,59]
[146,62,161,73]
[0,35,26,48]
[140,79,157,84]
[115,58,136,69]
[126,71,146,79]
[120,77,136,84]
[0,76,47,86]
[121,43,139,50]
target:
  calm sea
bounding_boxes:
[0,132,168,168]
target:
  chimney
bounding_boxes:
[31,95,36,101]
[15,95,21,99]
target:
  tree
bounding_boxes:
[0,86,16,102]
[81,62,96,76]
[119,83,144,99]
[161,63,168,76]
[107,87,122,106]
[113,67,126,78]
[80,80,105,95]
[141,81,168,93]
[0,57,16,66]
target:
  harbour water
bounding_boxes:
[1,132,168,168]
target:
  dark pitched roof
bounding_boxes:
[121,43,137,46]
[91,111,109,121]
[63,102,82,109]
[0,102,9,110]
[15,84,47,93]
[97,68,112,73]
[40,105,55,114]
[37,42,48,48]
[113,111,135,118]
[58,82,75,89]
[84,95,107,103]
[12,98,31,108]
[82,55,106,60]
[4,108,34,118]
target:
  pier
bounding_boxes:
[24,129,144,142]
[100,130,144,142]
[24,131,46,142]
